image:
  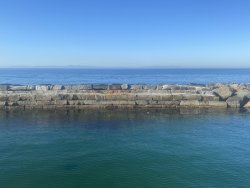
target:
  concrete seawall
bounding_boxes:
[1,83,250,109]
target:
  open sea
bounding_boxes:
[1,68,250,187]
[0,68,250,84]
[1,109,250,188]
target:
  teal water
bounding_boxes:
[0,109,250,187]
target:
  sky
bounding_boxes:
[0,0,249,68]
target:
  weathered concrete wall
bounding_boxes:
[1,83,250,109]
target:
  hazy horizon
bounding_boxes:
[1,65,250,69]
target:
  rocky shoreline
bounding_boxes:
[1,83,250,109]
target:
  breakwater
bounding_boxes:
[1,83,250,109]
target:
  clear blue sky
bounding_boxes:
[0,0,249,68]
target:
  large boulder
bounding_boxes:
[226,96,247,108]
[213,86,234,100]
[235,89,250,99]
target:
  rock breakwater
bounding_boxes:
[1,83,250,109]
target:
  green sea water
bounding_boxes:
[0,108,250,188]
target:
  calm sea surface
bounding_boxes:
[0,68,250,84]
[0,109,250,187]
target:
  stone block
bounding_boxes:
[36,100,56,105]
[202,95,220,101]
[182,94,202,101]
[27,85,36,90]
[67,100,84,105]
[108,84,122,90]
[85,94,96,100]
[172,90,197,94]
[57,94,72,100]
[93,84,108,90]
[150,95,162,101]
[199,101,209,107]
[172,94,183,100]
[180,100,200,107]
[8,85,28,91]
[55,100,68,105]
[162,85,174,90]
[143,85,157,90]
[63,85,72,90]
[73,94,88,100]
[71,85,92,90]
[136,94,153,101]
[105,94,129,101]
[161,101,180,107]
[7,94,20,101]
[161,95,173,101]
[19,94,31,101]
[0,85,9,91]
[208,101,227,108]
[51,85,64,90]
[95,94,105,101]
[135,100,149,105]
[130,85,144,90]
[0,95,7,101]
[35,94,52,101]
[83,100,97,105]
[121,84,129,90]
[36,85,50,91]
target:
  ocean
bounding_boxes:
[0,68,250,84]
[0,109,250,187]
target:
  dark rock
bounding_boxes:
[190,83,206,87]
[93,84,108,90]
[226,96,247,108]
[108,84,122,90]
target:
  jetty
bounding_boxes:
[1,83,250,109]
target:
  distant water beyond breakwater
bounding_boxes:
[1,83,250,109]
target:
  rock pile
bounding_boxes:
[0,83,250,109]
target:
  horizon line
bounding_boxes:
[0,66,250,69]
